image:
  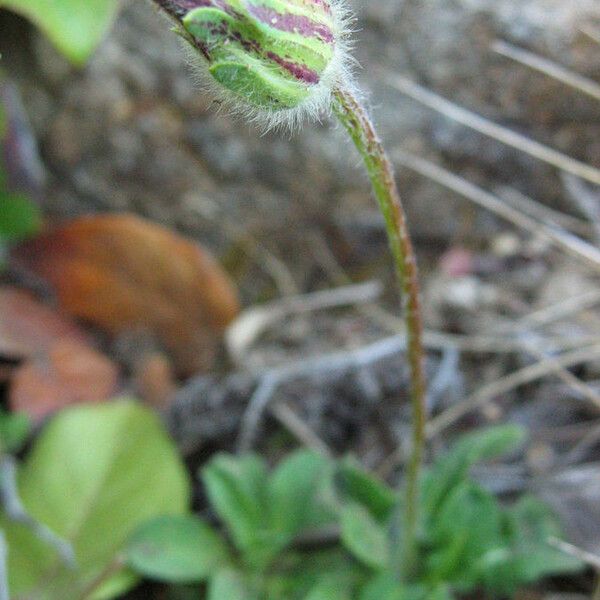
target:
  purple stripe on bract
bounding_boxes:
[248,4,334,43]
[301,0,332,15]
[157,0,211,18]
[265,51,320,84]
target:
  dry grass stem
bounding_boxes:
[492,40,600,103]
[427,343,600,438]
[388,75,600,186]
[392,149,600,271]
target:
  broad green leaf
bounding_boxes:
[2,400,190,599]
[208,569,255,600]
[427,483,503,586]
[423,425,525,519]
[361,578,454,600]
[202,454,272,564]
[360,573,404,600]
[340,502,390,570]
[478,496,583,594]
[0,0,119,65]
[0,410,30,454]
[506,495,566,548]
[126,514,230,583]
[269,450,333,538]
[304,578,352,600]
[267,548,361,599]
[0,193,41,242]
[335,458,397,521]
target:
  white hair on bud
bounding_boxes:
[165,0,358,134]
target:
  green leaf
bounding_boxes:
[359,573,404,600]
[0,193,41,242]
[0,410,30,454]
[340,502,390,570]
[427,483,503,586]
[202,454,272,564]
[335,458,397,521]
[2,400,190,599]
[267,548,360,599]
[269,450,333,539]
[477,496,583,595]
[304,578,352,600]
[126,514,230,583]
[423,425,525,519]
[0,0,119,64]
[208,569,255,600]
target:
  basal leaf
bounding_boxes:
[427,483,503,586]
[2,400,190,599]
[0,0,120,64]
[202,454,271,563]
[335,458,397,521]
[208,569,256,600]
[126,514,231,583]
[340,502,390,571]
[269,450,333,539]
[423,425,525,519]
[359,573,404,600]
[304,577,352,600]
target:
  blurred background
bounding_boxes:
[1,0,600,597]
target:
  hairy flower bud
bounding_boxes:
[156,0,352,127]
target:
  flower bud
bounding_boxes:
[156,0,351,126]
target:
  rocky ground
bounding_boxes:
[1,0,600,596]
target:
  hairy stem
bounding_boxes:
[332,85,426,577]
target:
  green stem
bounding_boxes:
[332,85,426,577]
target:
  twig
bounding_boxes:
[236,335,408,453]
[492,40,600,102]
[0,532,9,600]
[75,555,125,600]
[309,230,600,354]
[0,456,75,566]
[581,25,600,45]
[226,281,383,363]
[562,173,600,244]
[524,340,600,415]
[547,536,600,570]
[427,343,600,437]
[499,290,600,334]
[495,185,593,237]
[270,402,333,457]
[392,149,600,270]
[560,421,600,467]
[387,75,600,186]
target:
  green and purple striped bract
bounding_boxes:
[159,0,349,124]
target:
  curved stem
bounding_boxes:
[332,85,426,577]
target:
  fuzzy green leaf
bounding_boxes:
[423,425,525,519]
[304,578,352,600]
[359,573,404,600]
[477,496,583,595]
[2,400,190,599]
[202,454,275,566]
[335,458,397,521]
[427,482,503,586]
[0,0,119,64]
[269,450,333,539]
[126,514,230,583]
[208,569,255,600]
[340,502,390,570]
